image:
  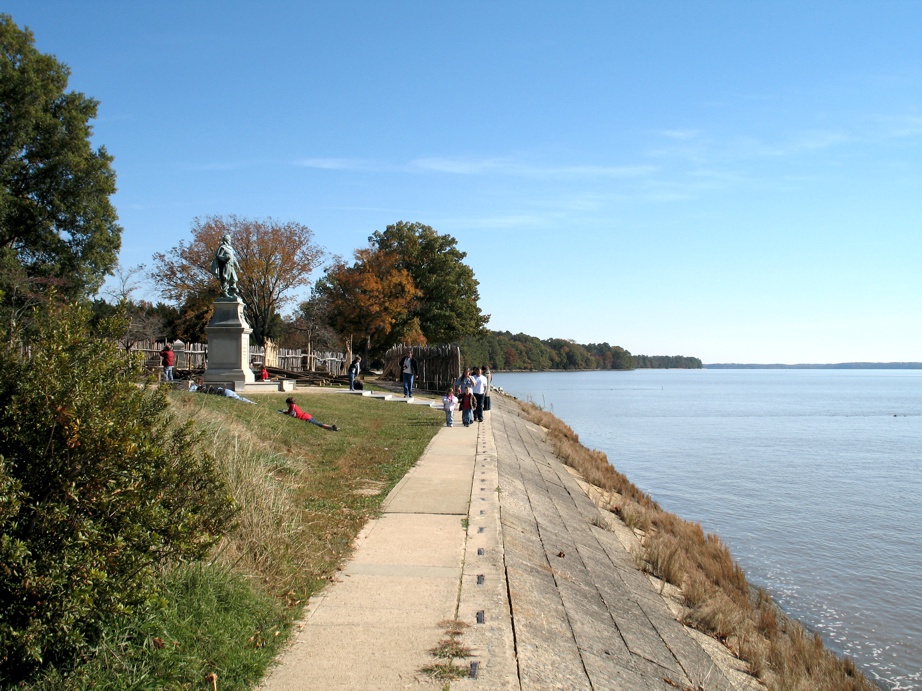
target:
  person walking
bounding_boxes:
[482,365,493,413]
[159,343,175,381]
[454,367,474,396]
[282,397,338,431]
[442,387,457,427]
[399,350,418,398]
[459,386,474,427]
[471,367,488,422]
[348,355,362,391]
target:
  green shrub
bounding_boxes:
[19,563,289,691]
[0,304,235,683]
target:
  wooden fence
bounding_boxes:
[382,344,462,393]
[133,340,344,376]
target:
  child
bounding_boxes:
[282,397,338,431]
[442,387,457,427]
[260,365,269,381]
[460,386,474,427]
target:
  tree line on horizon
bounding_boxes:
[458,330,702,371]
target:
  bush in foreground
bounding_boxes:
[0,304,235,683]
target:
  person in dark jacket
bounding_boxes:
[399,350,418,398]
[348,356,362,391]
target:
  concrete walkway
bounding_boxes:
[260,393,742,690]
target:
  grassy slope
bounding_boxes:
[22,387,442,690]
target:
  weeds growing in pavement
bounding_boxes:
[421,620,473,681]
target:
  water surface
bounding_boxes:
[494,369,922,690]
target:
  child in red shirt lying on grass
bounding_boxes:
[281,397,338,431]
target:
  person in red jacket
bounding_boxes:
[159,344,175,381]
[459,386,474,427]
[282,397,338,431]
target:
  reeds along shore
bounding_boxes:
[516,399,874,691]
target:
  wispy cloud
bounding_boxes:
[659,129,702,140]
[183,161,253,171]
[648,128,851,165]
[876,115,922,139]
[411,156,656,179]
[294,157,376,171]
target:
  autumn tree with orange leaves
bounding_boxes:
[314,247,422,358]
[152,215,324,345]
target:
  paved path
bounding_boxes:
[261,393,739,690]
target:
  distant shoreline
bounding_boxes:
[704,362,922,369]
[494,363,922,373]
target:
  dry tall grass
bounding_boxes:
[171,399,308,595]
[517,399,875,691]
[169,389,442,606]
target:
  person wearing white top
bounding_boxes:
[442,388,457,427]
[471,367,488,422]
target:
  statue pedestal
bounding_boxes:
[203,297,254,390]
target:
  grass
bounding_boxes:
[517,398,876,691]
[20,385,442,689]
[20,564,286,691]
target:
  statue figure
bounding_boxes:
[210,234,239,298]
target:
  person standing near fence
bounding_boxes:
[399,350,417,398]
[159,344,175,381]
[348,355,362,391]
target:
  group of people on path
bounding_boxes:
[442,366,491,427]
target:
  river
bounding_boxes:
[493,369,922,690]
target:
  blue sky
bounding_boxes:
[6,1,921,364]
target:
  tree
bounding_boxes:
[285,292,341,361]
[152,215,324,346]
[315,247,420,359]
[0,252,65,344]
[97,263,164,357]
[369,221,488,344]
[0,15,121,299]
[0,302,234,681]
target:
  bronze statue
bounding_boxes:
[210,234,239,297]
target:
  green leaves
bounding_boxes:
[370,221,489,345]
[0,14,121,300]
[0,303,235,683]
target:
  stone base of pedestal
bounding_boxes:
[240,379,296,394]
[204,297,254,391]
